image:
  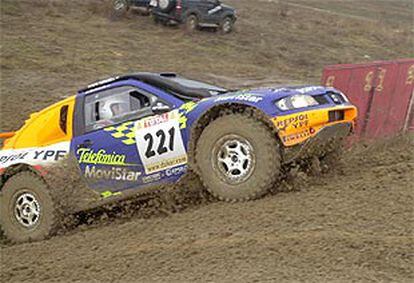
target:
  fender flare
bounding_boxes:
[187,103,280,166]
[0,163,45,190]
[220,11,236,21]
[185,9,202,21]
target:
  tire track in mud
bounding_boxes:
[1,135,413,282]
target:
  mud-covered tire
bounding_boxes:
[219,16,233,34]
[0,171,59,243]
[195,113,281,202]
[185,14,198,33]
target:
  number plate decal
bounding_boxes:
[135,111,187,174]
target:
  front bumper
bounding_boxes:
[272,106,357,163]
[282,122,352,163]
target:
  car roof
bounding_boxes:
[79,72,227,100]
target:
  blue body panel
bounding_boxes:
[70,80,350,196]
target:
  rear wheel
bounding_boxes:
[195,113,281,202]
[0,171,59,243]
[185,14,199,33]
[158,0,176,12]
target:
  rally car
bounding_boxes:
[0,72,357,242]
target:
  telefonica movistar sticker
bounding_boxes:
[77,148,135,166]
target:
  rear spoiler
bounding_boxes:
[0,132,15,139]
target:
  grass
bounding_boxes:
[0,0,412,131]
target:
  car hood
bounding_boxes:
[218,85,337,100]
[220,3,235,11]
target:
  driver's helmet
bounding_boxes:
[99,98,129,120]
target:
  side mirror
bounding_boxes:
[151,103,171,115]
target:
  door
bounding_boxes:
[71,85,164,194]
[198,0,221,23]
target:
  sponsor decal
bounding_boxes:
[0,142,70,169]
[142,113,171,128]
[85,77,119,94]
[165,165,187,177]
[281,128,315,144]
[275,114,309,130]
[142,172,162,184]
[145,156,187,174]
[135,111,188,174]
[77,148,133,166]
[84,165,141,181]
[0,152,29,164]
[215,94,263,103]
[295,86,324,94]
[101,190,122,199]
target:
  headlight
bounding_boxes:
[275,94,319,111]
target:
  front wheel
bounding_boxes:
[219,16,234,34]
[185,14,199,33]
[195,113,281,202]
[0,171,59,243]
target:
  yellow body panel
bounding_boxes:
[273,106,357,146]
[2,96,75,150]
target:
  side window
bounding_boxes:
[59,105,69,134]
[84,86,156,132]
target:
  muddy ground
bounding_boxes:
[1,0,413,282]
[1,135,413,282]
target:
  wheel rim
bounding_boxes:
[212,135,256,184]
[113,0,126,11]
[222,19,231,33]
[14,192,41,229]
[159,0,169,9]
[188,17,197,30]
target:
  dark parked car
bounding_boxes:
[152,0,237,33]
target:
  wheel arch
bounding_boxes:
[0,164,44,190]
[220,11,236,22]
[185,10,201,20]
[187,103,280,167]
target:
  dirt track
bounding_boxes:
[1,0,414,282]
[1,135,413,282]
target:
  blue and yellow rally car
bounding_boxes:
[0,72,357,242]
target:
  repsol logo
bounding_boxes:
[276,114,309,130]
[84,166,141,181]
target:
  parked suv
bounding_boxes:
[152,0,237,33]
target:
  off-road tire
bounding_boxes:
[158,0,176,12]
[110,0,130,19]
[195,113,281,202]
[185,14,198,33]
[0,171,59,243]
[219,16,233,34]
